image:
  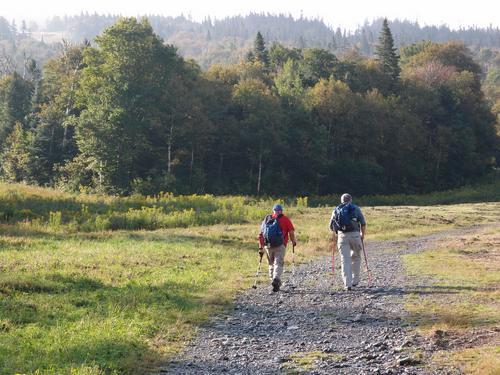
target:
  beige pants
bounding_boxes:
[337,231,363,287]
[265,244,286,281]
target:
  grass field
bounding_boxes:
[404,226,500,374]
[1,182,499,374]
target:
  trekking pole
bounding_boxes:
[331,233,337,276]
[289,243,296,287]
[331,234,341,290]
[361,237,373,287]
[252,252,264,289]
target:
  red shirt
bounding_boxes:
[272,213,295,246]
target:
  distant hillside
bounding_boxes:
[41,13,500,68]
[1,14,499,72]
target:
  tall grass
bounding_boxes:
[0,183,275,231]
[4,181,500,233]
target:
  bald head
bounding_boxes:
[341,193,352,204]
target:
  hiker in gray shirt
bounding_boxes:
[329,193,367,290]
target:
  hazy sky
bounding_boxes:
[3,0,499,30]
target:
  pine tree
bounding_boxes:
[253,31,269,66]
[0,72,34,148]
[1,122,33,182]
[361,29,370,56]
[375,19,400,83]
[335,28,344,52]
[328,34,337,52]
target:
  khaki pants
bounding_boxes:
[337,231,363,287]
[265,244,286,281]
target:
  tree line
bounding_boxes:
[0,18,498,196]
[2,15,500,81]
[11,14,500,70]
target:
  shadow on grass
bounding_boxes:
[0,273,222,373]
[2,334,153,375]
[341,284,494,298]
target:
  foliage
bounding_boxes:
[0,72,33,146]
[0,122,34,182]
[0,182,274,232]
[0,18,498,197]
[40,15,500,69]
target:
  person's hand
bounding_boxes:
[258,248,265,256]
[292,241,297,247]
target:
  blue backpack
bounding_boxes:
[261,214,284,246]
[332,203,357,232]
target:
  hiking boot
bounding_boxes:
[344,286,352,291]
[352,282,359,287]
[271,278,281,292]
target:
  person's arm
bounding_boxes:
[357,207,367,240]
[329,209,336,232]
[258,232,265,255]
[360,224,366,240]
[332,231,337,250]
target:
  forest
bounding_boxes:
[0,17,499,196]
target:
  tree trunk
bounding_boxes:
[62,123,68,150]
[257,151,262,195]
[98,161,103,187]
[189,145,194,188]
[435,146,442,183]
[167,121,174,175]
[218,152,224,180]
[62,65,80,150]
[49,126,55,156]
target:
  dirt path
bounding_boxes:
[161,229,479,374]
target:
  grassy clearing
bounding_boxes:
[0,227,258,374]
[432,346,500,375]
[403,226,500,374]
[1,183,499,374]
[292,202,500,247]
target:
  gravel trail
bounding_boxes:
[161,229,478,374]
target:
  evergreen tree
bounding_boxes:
[0,122,33,182]
[328,34,337,52]
[253,31,269,66]
[375,19,401,84]
[0,72,33,149]
[360,29,371,56]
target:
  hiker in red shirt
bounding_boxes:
[259,204,297,292]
